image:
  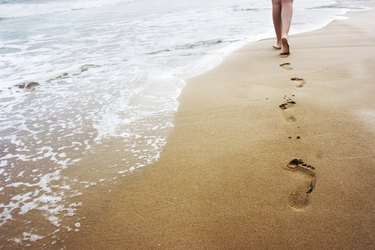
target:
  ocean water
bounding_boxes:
[0,0,365,247]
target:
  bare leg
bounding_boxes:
[280,0,293,55]
[272,0,282,49]
[281,0,293,38]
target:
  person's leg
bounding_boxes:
[281,0,293,38]
[280,0,293,54]
[272,0,282,49]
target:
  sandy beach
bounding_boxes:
[59,2,375,249]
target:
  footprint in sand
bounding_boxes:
[279,95,296,110]
[279,96,296,122]
[291,77,305,88]
[279,63,293,70]
[286,159,317,209]
[279,99,296,110]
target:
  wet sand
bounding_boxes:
[62,2,375,249]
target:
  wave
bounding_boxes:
[0,0,129,19]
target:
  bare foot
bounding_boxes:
[273,39,281,49]
[280,37,290,55]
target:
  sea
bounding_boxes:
[0,0,367,247]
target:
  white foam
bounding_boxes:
[22,232,44,242]
[11,232,44,245]
[0,0,129,19]
[0,160,7,167]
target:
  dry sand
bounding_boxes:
[63,2,375,249]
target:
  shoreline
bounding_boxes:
[60,1,375,248]
[176,2,358,86]
[2,0,375,248]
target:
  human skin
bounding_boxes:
[272,0,293,54]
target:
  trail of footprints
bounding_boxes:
[278,63,316,210]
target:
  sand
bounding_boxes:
[62,2,375,249]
